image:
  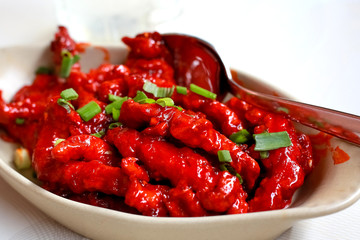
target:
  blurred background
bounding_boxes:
[1,0,359,116]
[0,0,360,239]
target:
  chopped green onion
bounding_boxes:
[15,118,25,125]
[133,91,148,103]
[253,131,292,151]
[60,88,79,101]
[176,86,187,95]
[138,98,156,104]
[260,151,269,159]
[109,122,123,129]
[156,98,174,107]
[77,101,101,122]
[105,97,128,114]
[229,129,251,144]
[60,55,73,78]
[54,138,65,146]
[217,150,232,163]
[57,98,75,113]
[108,94,123,102]
[72,54,80,63]
[59,50,80,78]
[36,66,53,75]
[14,147,31,170]
[175,106,184,111]
[91,129,106,138]
[112,108,120,121]
[189,84,217,100]
[219,163,243,184]
[277,107,289,114]
[143,81,175,97]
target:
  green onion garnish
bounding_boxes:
[108,94,122,102]
[77,101,101,122]
[91,129,106,138]
[156,98,174,107]
[189,84,217,100]
[229,129,251,144]
[253,131,292,151]
[60,88,79,101]
[54,138,65,146]
[59,50,80,78]
[133,91,148,103]
[259,151,269,159]
[219,163,243,184]
[105,97,128,114]
[112,108,120,121]
[138,98,156,104]
[15,118,25,125]
[143,81,175,98]
[176,86,187,95]
[217,150,232,163]
[175,106,184,111]
[57,98,75,113]
[109,122,123,129]
[277,107,289,114]
[36,66,53,75]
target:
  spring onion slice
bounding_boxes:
[229,129,251,144]
[14,147,31,170]
[109,122,123,129]
[105,97,128,114]
[54,138,65,146]
[219,163,243,184]
[260,151,270,159]
[108,94,122,102]
[176,86,187,95]
[143,81,175,98]
[15,118,25,125]
[77,101,101,122]
[175,106,184,111]
[57,98,74,113]
[217,150,232,163]
[277,107,289,114]
[91,129,106,138]
[60,88,79,101]
[112,108,120,121]
[133,91,148,103]
[253,131,292,151]
[138,98,156,104]
[189,84,217,100]
[59,50,80,78]
[156,98,174,107]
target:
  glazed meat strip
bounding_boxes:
[227,98,314,211]
[105,126,248,214]
[119,99,260,190]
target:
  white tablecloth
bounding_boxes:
[0,0,359,239]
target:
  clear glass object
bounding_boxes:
[54,0,182,43]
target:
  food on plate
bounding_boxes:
[0,26,316,217]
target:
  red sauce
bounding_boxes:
[0,26,329,217]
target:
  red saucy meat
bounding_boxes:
[0,26,315,217]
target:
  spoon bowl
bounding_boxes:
[162,34,360,146]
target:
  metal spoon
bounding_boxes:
[162,33,360,145]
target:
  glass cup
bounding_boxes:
[54,0,182,43]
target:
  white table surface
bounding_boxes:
[0,0,359,239]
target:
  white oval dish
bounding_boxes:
[0,45,360,240]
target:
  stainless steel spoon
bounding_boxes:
[162,33,360,145]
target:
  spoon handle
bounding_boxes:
[228,77,360,145]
